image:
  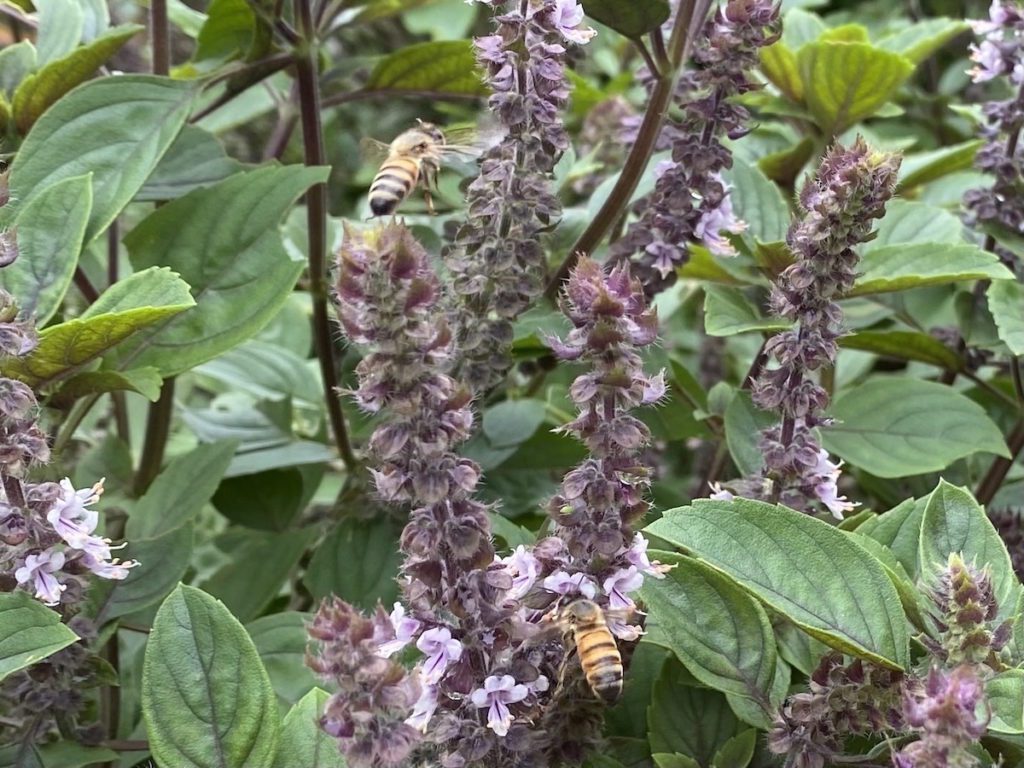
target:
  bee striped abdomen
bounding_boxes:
[575,621,623,704]
[369,157,419,216]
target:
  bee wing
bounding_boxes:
[359,137,392,165]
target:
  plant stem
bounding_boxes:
[107,218,119,287]
[188,53,295,124]
[73,266,100,304]
[52,395,100,458]
[150,0,169,77]
[976,359,1024,506]
[2,474,25,507]
[295,0,358,471]
[134,378,175,495]
[320,88,484,109]
[263,81,300,161]
[543,0,710,300]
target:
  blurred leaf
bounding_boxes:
[1,173,92,325]
[0,42,38,98]
[989,280,1024,356]
[120,165,327,375]
[34,742,119,768]
[646,499,911,669]
[758,137,815,185]
[247,612,318,707]
[482,399,548,448]
[581,0,670,38]
[918,480,1017,619]
[35,0,83,64]
[304,516,402,610]
[212,468,308,531]
[850,244,1015,296]
[838,330,963,370]
[988,670,1024,734]
[11,25,142,133]
[752,241,793,279]
[490,512,536,550]
[128,441,238,539]
[648,660,741,765]
[168,0,208,36]
[77,0,110,41]
[652,756,699,768]
[759,42,802,102]
[7,76,198,242]
[703,285,790,337]
[856,497,926,579]
[711,730,757,768]
[896,140,982,191]
[0,592,79,682]
[797,42,914,134]
[823,378,1010,477]
[723,158,790,244]
[51,367,164,405]
[365,40,488,96]
[196,340,320,406]
[94,522,194,623]
[202,528,316,622]
[224,441,335,477]
[194,0,255,64]
[137,125,248,201]
[275,689,346,768]
[677,247,747,284]
[724,391,776,477]
[876,18,969,64]
[143,585,279,768]
[642,551,777,704]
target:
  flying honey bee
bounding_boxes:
[553,599,632,704]
[362,120,483,217]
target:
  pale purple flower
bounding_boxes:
[603,566,644,610]
[15,550,66,605]
[80,550,137,580]
[550,0,597,45]
[607,614,643,641]
[527,675,550,694]
[708,482,735,501]
[45,478,102,549]
[811,450,857,519]
[405,683,439,733]
[970,39,1005,82]
[624,532,671,578]
[694,188,745,256]
[543,570,597,599]
[470,674,529,737]
[500,545,541,600]
[416,627,463,684]
[378,602,422,658]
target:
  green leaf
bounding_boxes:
[275,689,345,768]
[838,330,962,370]
[34,741,119,768]
[143,585,279,768]
[119,166,327,376]
[213,468,309,531]
[642,552,777,705]
[876,18,969,64]
[846,530,927,629]
[0,174,92,325]
[83,265,196,318]
[856,497,927,579]
[781,8,827,48]
[77,0,110,41]
[867,200,964,248]
[822,378,1010,477]
[648,661,742,765]
[896,140,982,191]
[581,0,670,38]
[482,399,548,448]
[724,391,776,477]
[989,280,1024,356]
[0,294,194,391]
[194,0,255,64]
[35,0,84,65]
[988,670,1024,734]
[712,729,757,768]
[365,40,488,96]
[201,527,316,623]
[304,516,402,610]
[51,367,164,405]
[0,592,79,682]
[94,522,194,622]
[136,125,247,201]
[703,285,790,337]
[247,612,318,707]
[127,441,238,539]
[652,755,699,768]
[723,158,790,245]
[759,42,803,102]
[7,76,198,242]
[196,341,320,407]
[11,25,143,133]
[646,498,911,669]
[850,244,1015,296]
[0,42,38,99]
[918,480,1018,618]
[797,41,914,134]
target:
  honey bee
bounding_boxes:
[363,120,482,217]
[556,599,630,704]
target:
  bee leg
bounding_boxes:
[423,188,436,216]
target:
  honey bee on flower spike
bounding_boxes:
[361,119,490,217]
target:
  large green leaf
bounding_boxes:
[838,330,962,370]
[645,499,911,670]
[143,585,279,768]
[0,592,79,682]
[365,40,488,96]
[896,140,982,192]
[989,669,1024,735]
[51,367,164,405]
[482,399,548,448]
[856,497,926,579]
[194,0,255,64]
[850,244,1015,296]
[723,158,791,245]
[797,41,914,134]
[642,552,777,706]
[303,516,402,610]
[0,269,194,390]
[875,18,969,64]
[703,285,790,337]
[195,340,320,407]
[581,0,669,38]
[7,76,198,242]
[723,391,776,476]
[918,480,1017,619]
[11,24,143,133]
[0,42,38,98]
[0,174,92,325]
[866,200,963,248]
[136,125,247,201]
[989,280,1024,356]
[274,689,345,768]
[118,166,327,376]
[247,612,318,707]
[35,0,83,65]
[822,378,1010,477]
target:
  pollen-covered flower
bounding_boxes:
[471,675,530,737]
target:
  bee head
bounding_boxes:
[564,599,602,624]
